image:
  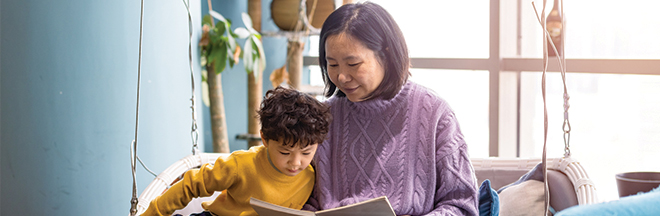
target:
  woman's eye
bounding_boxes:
[302,152,311,155]
[279,152,290,155]
[348,63,360,67]
[328,64,338,67]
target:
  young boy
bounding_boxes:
[142,86,332,216]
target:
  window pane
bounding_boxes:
[519,72,660,201]
[521,0,660,59]
[410,69,490,158]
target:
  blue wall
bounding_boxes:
[0,0,296,214]
[0,0,207,214]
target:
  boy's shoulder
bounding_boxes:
[228,145,265,159]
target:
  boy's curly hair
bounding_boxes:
[257,86,332,148]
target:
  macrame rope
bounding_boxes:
[129,0,145,213]
[182,0,200,155]
[531,0,569,214]
[129,0,199,214]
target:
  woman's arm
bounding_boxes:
[424,112,479,216]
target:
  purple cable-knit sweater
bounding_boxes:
[304,81,479,216]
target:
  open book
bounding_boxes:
[250,196,396,216]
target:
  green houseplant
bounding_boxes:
[199,11,266,153]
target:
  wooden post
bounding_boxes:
[205,0,230,153]
[287,39,305,90]
[247,0,263,148]
[207,65,230,153]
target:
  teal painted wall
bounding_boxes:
[0,0,297,214]
[0,0,206,214]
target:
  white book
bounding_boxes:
[250,196,396,216]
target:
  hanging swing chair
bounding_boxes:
[127,0,233,215]
[128,0,330,214]
[472,1,598,215]
[133,153,229,215]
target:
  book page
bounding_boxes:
[315,196,396,216]
[250,197,315,216]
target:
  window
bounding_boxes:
[304,0,660,202]
[409,69,490,157]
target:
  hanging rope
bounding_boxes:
[129,1,200,214]
[129,0,145,214]
[531,0,569,214]
[182,0,200,155]
[559,0,571,158]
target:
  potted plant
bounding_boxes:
[199,10,266,153]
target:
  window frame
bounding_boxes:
[303,0,660,157]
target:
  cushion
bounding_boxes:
[478,179,500,216]
[476,169,531,190]
[497,163,544,193]
[499,180,552,216]
[555,186,660,216]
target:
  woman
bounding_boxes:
[304,2,479,216]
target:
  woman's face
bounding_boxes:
[325,33,385,102]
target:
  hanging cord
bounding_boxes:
[129,1,199,215]
[182,0,200,155]
[532,0,568,215]
[129,0,146,214]
[560,0,571,158]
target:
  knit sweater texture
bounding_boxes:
[304,81,479,216]
[142,145,315,216]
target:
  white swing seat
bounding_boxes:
[134,153,231,216]
[471,157,598,212]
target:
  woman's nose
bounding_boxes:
[337,70,352,83]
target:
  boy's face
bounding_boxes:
[262,136,318,177]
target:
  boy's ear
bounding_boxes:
[260,130,268,147]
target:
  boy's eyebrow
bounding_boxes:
[300,144,316,151]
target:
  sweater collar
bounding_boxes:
[340,81,413,118]
[256,145,301,183]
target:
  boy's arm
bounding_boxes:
[141,155,238,216]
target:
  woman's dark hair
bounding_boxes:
[319,2,410,100]
[257,86,332,148]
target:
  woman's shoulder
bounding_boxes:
[323,95,347,108]
[407,81,449,107]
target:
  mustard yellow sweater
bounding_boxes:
[142,145,315,216]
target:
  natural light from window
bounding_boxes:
[308,0,660,203]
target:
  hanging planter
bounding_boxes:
[270,0,335,31]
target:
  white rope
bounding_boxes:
[182,0,200,155]
[129,0,145,214]
[129,1,200,214]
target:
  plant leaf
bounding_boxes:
[252,59,260,79]
[234,27,250,39]
[241,13,255,33]
[209,10,227,22]
[227,43,235,68]
[243,37,254,74]
[214,43,228,74]
[215,21,226,36]
[252,35,267,75]
[202,15,213,26]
